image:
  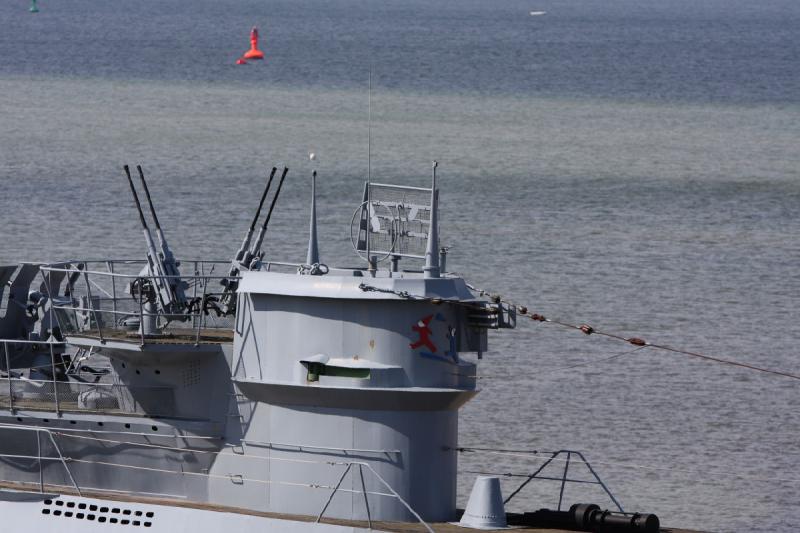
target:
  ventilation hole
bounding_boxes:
[97,422,104,427]
[154,370,160,375]
[136,370,141,374]
[42,509,50,515]
[16,417,22,422]
[123,509,131,515]
[124,424,131,429]
[151,426,158,432]
[134,511,142,516]
[110,518,118,524]
[87,514,95,520]
[66,502,75,508]
[121,519,130,525]
[43,419,50,423]
[133,520,141,526]
[98,516,106,523]
[76,513,84,519]
[144,523,152,527]
[69,420,76,425]
[78,503,86,509]
[89,505,97,511]
[112,508,120,513]
[100,507,108,513]
[145,512,154,518]
[53,510,62,516]
[44,499,52,505]
[64,512,73,517]
[121,363,126,368]
[55,501,63,506]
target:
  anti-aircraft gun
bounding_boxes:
[219,166,289,315]
[123,165,189,332]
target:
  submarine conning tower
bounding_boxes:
[227,166,516,522]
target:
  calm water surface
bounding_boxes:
[1,1,799,531]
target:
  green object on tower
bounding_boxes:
[30,0,39,13]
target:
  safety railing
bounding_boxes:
[40,260,234,346]
[0,422,434,531]
[38,259,306,346]
[1,337,176,416]
[0,424,82,496]
[461,448,624,513]
[0,376,176,417]
[316,461,434,532]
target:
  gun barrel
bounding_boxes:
[136,165,162,230]
[261,166,289,231]
[123,165,149,230]
[250,167,289,257]
[251,167,277,231]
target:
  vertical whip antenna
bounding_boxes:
[366,69,373,271]
[424,161,440,279]
[307,155,320,265]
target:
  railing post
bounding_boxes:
[49,341,60,415]
[192,262,199,329]
[363,463,434,533]
[138,279,145,347]
[4,342,13,412]
[46,431,81,496]
[37,429,44,493]
[574,451,624,512]
[108,261,118,323]
[195,275,207,346]
[558,451,571,511]
[316,463,352,523]
[358,464,372,529]
[503,451,559,504]
[83,271,105,344]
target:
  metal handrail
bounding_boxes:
[500,449,624,512]
[316,461,434,533]
[0,423,82,496]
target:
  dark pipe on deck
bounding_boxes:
[513,503,660,533]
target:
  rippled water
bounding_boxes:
[1,0,799,531]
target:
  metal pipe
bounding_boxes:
[4,342,13,412]
[359,464,372,529]
[558,451,571,511]
[363,463,434,533]
[316,463,352,523]
[83,271,104,344]
[573,450,624,512]
[504,451,559,504]
[49,340,60,415]
[45,431,81,496]
[108,261,117,323]
[195,275,207,347]
[37,430,43,493]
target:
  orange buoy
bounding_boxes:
[243,27,265,60]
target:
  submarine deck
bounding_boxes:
[0,481,704,533]
[67,327,235,345]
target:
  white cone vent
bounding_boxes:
[458,476,508,529]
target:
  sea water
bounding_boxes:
[1,0,798,530]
